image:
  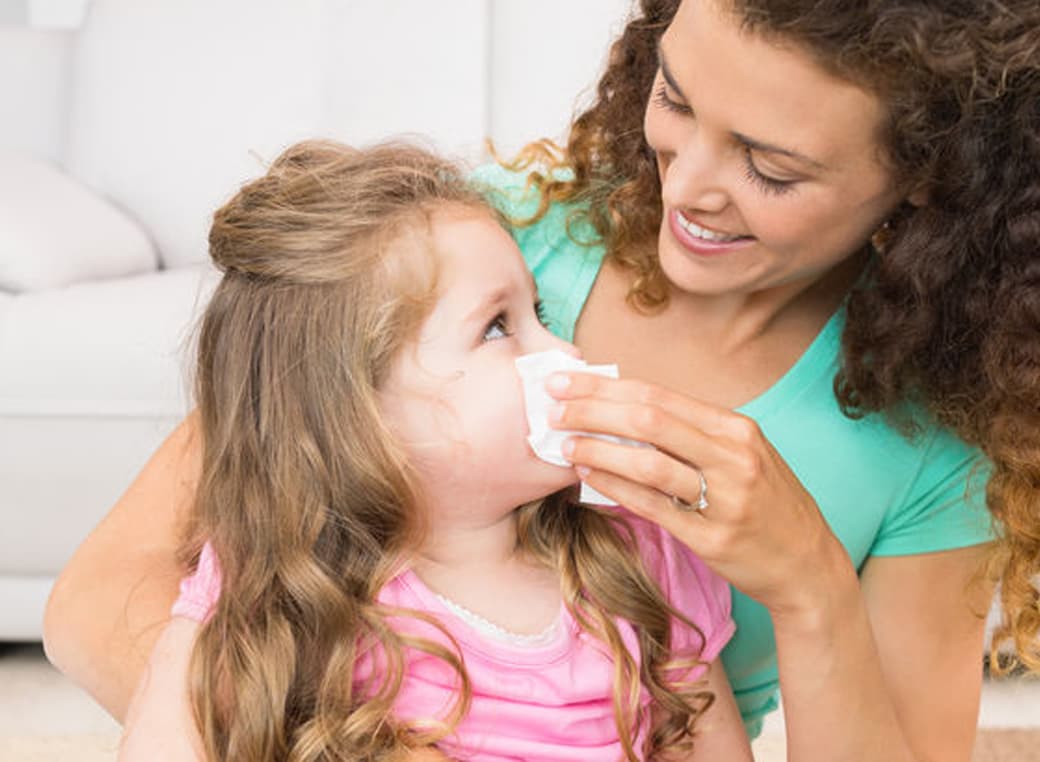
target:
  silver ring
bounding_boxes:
[671,469,709,512]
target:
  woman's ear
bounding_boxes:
[906,182,930,207]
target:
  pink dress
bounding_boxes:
[173,511,735,761]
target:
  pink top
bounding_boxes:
[172,512,734,761]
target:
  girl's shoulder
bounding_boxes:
[617,509,736,660]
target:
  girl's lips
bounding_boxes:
[667,209,755,256]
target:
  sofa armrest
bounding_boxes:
[0,152,158,293]
[0,25,72,163]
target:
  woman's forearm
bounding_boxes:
[771,543,989,762]
[44,414,201,721]
[771,557,917,762]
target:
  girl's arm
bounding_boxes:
[43,413,202,720]
[549,373,993,762]
[118,617,205,761]
[683,659,753,761]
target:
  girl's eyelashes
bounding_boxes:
[481,301,548,343]
[742,148,797,196]
[535,300,549,328]
[483,311,512,342]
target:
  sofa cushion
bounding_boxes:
[0,266,216,575]
[65,0,328,270]
[0,265,216,416]
[0,152,157,293]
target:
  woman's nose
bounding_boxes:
[660,136,729,214]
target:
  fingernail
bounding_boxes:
[548,404,565,424]
[545,373,570,394]
[575,465,590,478]
[561,438,575,457]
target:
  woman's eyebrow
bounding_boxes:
[656,43,688,102]
[656,42,827,172]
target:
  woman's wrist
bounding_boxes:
[766,534,861,636]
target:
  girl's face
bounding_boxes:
[644,0,910,298]
[379,209,579,528]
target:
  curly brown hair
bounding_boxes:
[512,0,1040,671]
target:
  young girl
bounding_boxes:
[117,140,751,761]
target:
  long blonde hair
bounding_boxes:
[185,139,713,761]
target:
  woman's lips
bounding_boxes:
[667,209,755,256]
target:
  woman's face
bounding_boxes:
[644,0,907,298]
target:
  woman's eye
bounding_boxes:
[483,312,511,341]
[742,149,798,197]
[652,83,692,116]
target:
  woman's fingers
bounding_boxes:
[552,393,749,481]
[576,460,711,547]
[548,372,734,437]
[568,436,711,507]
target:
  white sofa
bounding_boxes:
[0,0,634,640]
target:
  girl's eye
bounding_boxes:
[652,83,692,116]
[742,148,797,197]
[483,312,511,342]
[535,300,550,328]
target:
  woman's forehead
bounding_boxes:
[665,0,888,172]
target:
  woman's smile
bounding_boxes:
[668,208,756,257]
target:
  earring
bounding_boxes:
[870,219,894,255]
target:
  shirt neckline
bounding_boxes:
[736,307,844,420]
[571,251,845,420]
[394,569,581,666]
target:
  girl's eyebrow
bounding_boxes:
[462,273,538,324]
[464,287,510,324]
[656,42,828,172]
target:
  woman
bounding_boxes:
[46,1,1039,760]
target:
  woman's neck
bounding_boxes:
[663,248,866,355]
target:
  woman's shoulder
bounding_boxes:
[470,162,606,341]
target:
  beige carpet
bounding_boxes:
[0,730,1036,761]
[750,729,1040,762]
[972,729,1040,762]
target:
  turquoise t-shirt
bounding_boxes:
[473,163,995,737]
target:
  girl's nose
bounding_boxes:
[535,325,583,361]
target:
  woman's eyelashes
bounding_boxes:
[651,82,799,196]
[742,150,798,196]
[652,83,692,116]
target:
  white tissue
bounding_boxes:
[516,349,648,506]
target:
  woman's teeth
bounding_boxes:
[676,212,745,243]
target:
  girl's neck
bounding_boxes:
[409,508,562,637]
[414,509,523,572]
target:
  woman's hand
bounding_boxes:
[547,372,852,614]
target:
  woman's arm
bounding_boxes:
[547,373,993,762]
[118,617,205,761]
[43,413,202,721]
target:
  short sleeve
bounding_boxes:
[170,541,222,623]
[627,514,735,664]
[870,427,996,557]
